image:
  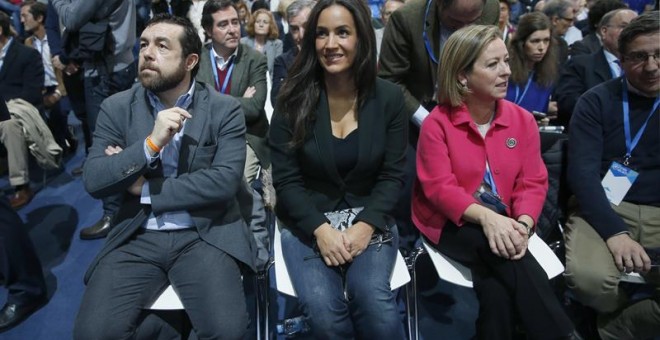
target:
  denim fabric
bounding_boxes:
[280,225,405,340]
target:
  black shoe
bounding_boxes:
[79,215,114,240]
[0,297,47,333]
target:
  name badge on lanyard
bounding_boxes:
[601,81,660,205]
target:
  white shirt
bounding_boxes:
[32,35,58,87]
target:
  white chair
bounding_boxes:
[405,234,566,340]
[273,221,411,297]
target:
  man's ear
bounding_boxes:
[185,53,199,72]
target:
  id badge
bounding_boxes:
[601,161,638,206]
[473,185,508,215]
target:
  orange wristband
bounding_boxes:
[146,136,161,153]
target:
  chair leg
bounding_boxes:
[405,247,426,340]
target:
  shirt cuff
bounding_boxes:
[140,181,151,205]
[144,139,160,168]
[411,105,430,127]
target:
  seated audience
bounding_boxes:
[74,14,255,339]
[412,25,575,339]
[498,0,516,44]
[374,0,404,57]
[0,11,44,209]
[555,8,637,127]
[564,12,660,340]
[505,12,559,123]
[269,0,408,338]
[543,0,574,63]
[570,0,627,56]
[271,0,315,107]
[240,8,283,73]
[20,1,76,155]
[197,0,269,184]
[236,0,250,36]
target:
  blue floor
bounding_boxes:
[0,119,480,339]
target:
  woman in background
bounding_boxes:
[270,0,407,338]
[412,25,574,339]
[241,8,283,73]
[505,12,559,124]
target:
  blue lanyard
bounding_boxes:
[621,81,660,165]
[483,164,499,197]
[514,72,534,105]
[210,49,235,94]
[422,0,438,65]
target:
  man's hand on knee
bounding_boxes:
[606,234,652,273]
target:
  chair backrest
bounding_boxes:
[273,221,411,297]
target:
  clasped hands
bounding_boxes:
[313,221,376,266]
[480,211,529,260]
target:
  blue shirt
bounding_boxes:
[505,75,553,114]
[140,81,196,230]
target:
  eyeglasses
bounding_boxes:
[624,51,660,65]
[559,16,575,22]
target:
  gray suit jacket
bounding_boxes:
[82,82,256,282]
[240,36,283,74]
[197,43,270,167]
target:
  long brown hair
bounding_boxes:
[275,0,377,148]
[508,12,558,87]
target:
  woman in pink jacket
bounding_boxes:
[412,25,574,339]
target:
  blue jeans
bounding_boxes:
[280,225,405,340]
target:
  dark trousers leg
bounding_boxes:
[168,235,249,340]
[0,197,46,305]
[62,70,91,152]
[73,231,169,340]
[83,63,137,217]
[436,222,573,340]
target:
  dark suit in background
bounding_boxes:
[569,32,601,56]
[270,47,296,108]
[555,48,614,127]
[0,38,44,107]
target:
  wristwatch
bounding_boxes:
[518,221,534,237]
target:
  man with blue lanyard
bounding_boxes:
[377,0,499,251]
[196,0,269,184]
[565,12,660,340]
[378,0,499,134]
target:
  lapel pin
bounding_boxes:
[506,138,517,148]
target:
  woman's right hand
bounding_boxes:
[313,223,353,266]
[479,211,527,259]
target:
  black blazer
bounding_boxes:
[0,39,44,107]
[569,33,601,57]
[555,48,613,127]
[270,78,408,238]
[270,48,297,108]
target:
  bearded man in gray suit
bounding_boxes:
[74,14,256,340]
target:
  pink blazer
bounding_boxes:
[412,99,548,244]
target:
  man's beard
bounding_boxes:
[139,62,187,93]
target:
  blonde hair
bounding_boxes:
[437,25,502,107]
